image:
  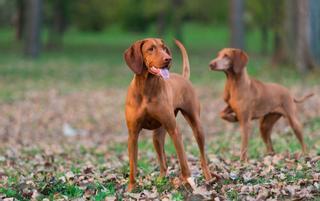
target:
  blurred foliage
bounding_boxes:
[246,0,272,29]
[0,0,318,68]
[44,0,70,27]
[0,0,229,32]
[70,0,118,31]
[117,0,152,32]
[0,0,290,35]
[185,0,228,24]
[0,0,15,25]
[246,0,285,31]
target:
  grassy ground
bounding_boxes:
[0,23,319,101]
[0,24,319,200]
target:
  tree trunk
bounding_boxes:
[172,0,183,42]
[271,0,287,65]
[296,0,315,72]
[272,30,286,65]
[25,0,42,58]
[284,0,297,64]
[229,0,244,49]
[260,25,268,55]
[15,0,25,41]
[156,11,166,37]
[309,0,320,67]
[47,0,68,49]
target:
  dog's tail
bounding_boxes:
[294,93,314,103]
[175,39,190,80]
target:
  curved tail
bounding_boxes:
[294,93,314,103]
[174,39,190,80]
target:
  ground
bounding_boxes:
[0,24,320,200]
[0,85,319,200]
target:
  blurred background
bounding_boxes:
[0,0,319,145]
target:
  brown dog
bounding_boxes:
[209,48,313,161]
[124,38,212,192]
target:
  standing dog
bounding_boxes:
[209,48,313,161]
[124,38,212,192]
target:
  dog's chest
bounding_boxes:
[227,90,243,107]
[141,113,161,130]
[139,97,171,130]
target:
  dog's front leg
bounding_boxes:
[239,115,252,162]
[220,105,238,122]
[153,127,168,176]
[127,127,140,192]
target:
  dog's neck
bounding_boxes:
[225,67,251,89]
[134,70,165,97]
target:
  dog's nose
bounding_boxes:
[209,61,216,69]
[164,56,172,63]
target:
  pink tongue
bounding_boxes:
[160,68,170,80]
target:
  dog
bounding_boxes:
[124,38,212,191]
[209,48,313,161]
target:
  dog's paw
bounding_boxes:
[127,183,136,192]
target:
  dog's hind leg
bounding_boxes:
[259,113,282,154]
[287,115,307,154]
[182,110,212,181]
[283,101,307,154]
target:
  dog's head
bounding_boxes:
[124,38,172,79]
[209,48,248,74]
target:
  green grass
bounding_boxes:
[172,191,184,201]
[153,176,172,193]
[0,187,28,201]
[1,136,319,200]
[227,189,240,201]
[0,23,319,102]
[93,182,119,201]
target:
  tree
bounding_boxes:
[309,0,320,67]
[185,0,228,24]
[172,0,184,41]
[284,0,297,64]
[24,0,42,58]
[117,0,150,32]
[295,0,316,72]
[271,0,287,65]
[246,0,272,55]
[46,0,69,49]
[229,0,245,49]
[143,0,170,36]
[15,0,25,41]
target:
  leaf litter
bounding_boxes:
[0,86,319,200]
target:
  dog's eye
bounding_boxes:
[148,46,155,52]
[164,47,170,53]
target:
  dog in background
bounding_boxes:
[209,48,313,161]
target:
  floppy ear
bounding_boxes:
[124,40,145,74]
[232,50,248,74]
